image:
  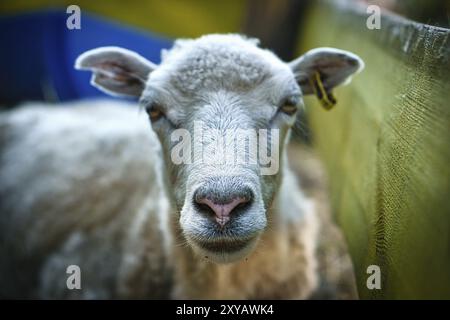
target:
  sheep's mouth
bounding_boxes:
[194,238,252,253]
[188,236,259,263]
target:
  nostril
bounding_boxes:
[194,191,253,227]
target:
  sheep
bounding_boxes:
[0,34,363,299]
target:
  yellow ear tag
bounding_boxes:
[310,71,337,110]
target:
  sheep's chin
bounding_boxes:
[187,236,259,264]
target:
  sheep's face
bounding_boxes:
[142,37,300,263]
[76,34,363,263]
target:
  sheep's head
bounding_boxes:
[76,34,363,263]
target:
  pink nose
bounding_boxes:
[196,197,250,227]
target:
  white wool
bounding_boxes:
[154,34,289,94]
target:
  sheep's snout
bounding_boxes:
[193,185,253,227]
[180,175,266,263]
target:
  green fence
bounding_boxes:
[300,1,450,299]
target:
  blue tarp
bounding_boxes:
[0,9,172,105]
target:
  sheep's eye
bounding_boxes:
[280,97,299,115]
[146,105,164,122]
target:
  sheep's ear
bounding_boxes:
[75,47,157,97]
[289,48,364,95]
